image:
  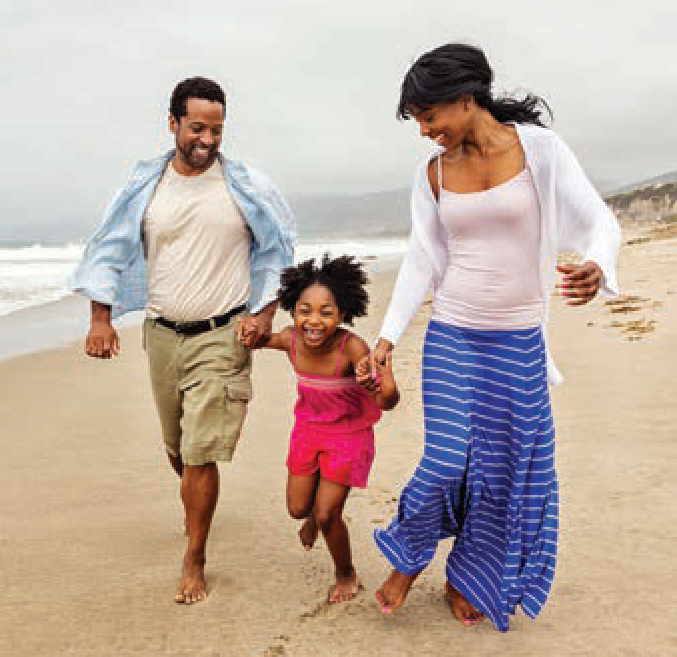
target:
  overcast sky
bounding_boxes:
[2,0,676,239]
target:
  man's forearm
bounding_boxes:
[91,300,112,325]
[253,300,278,320]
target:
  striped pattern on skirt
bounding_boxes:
[374,320,558,632]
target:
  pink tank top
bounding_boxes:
[290,330,382,434]
[431,156,545,329]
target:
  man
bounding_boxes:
[72,77,295,604]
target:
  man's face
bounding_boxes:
[169,97,224,175]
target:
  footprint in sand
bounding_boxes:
[603,295,663,340]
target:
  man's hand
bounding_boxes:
[556,261,603,306]
[86,322,120,358]
[86,301,119,358]
[236,302,277,349]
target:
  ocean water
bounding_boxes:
[0,238,408,318]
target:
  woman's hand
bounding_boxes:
[371,338,393,367]
[556,261,603,306]
[356,354,380,392]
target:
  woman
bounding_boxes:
[366,43,621,631]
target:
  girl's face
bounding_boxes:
[412,97,474,150]
[293,283,344,348]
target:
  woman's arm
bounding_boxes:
[350,336,399,411]
[378,154,444,350]
[552,133,622,299]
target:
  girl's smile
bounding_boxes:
[294,283,344,349]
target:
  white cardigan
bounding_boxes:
[379,123,622,385]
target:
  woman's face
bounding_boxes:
[412,98,473,150]
[293,283,344,349]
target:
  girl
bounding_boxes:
[243,254,399,603]
[364,43,621,631]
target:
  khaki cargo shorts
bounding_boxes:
[143,313,252,466]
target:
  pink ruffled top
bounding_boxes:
[290,330,381,434]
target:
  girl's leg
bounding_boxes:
[286,473,321,549]
[312,478,358,603]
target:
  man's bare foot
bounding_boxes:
[174,555,207,604]
[375,569,420,615]
[327,567,360,604]
[299,516,318,551]
[444,582,484,626]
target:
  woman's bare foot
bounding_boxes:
[299,516,318,551]
[174,554,207,604]
[327,567,360,603]
[444,582,484,626]
[375,569,420,615]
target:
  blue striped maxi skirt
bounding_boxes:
[374,320,558,632]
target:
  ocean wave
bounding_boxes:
[0,243,84,262]
[0,237,407,318]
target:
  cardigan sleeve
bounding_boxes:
[378,159,439,345]
[552,134,622,296]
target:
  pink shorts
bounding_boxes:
[286,423,375,488]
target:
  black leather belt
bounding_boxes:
[155,304,246,336]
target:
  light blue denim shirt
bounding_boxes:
[72,151,296,319]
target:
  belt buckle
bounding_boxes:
[174,320,201,335]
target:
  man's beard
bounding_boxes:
[179,142,217,169]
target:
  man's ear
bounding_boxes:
[169,113,178,135]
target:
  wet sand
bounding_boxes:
[1,235,675,656]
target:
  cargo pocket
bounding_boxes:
[227,377,253,403]
[220,376,253,460]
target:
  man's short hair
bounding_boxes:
[169,77,226,121]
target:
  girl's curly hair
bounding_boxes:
[277,254,369,325]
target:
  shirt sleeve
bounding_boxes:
[245,166,296,312]
[378,158,439,345]
[552,133,622,296]
[70,185,134,307]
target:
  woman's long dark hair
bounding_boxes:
[397,43,552,127]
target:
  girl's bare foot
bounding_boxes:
[375,569,420,615]
[444,582,484,626]
[327,567,360,603]
[299,516,318,551]
[174,554,207,604]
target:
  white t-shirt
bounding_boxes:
[143,159,251,322]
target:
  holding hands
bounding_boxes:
[236,304,277,348]
[356,339,399,410]
[556,261,603,306]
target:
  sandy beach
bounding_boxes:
[1,232,676,656]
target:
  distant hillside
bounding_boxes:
[289,189,410,239]
[605,182,677,223]
[607,170,677,196]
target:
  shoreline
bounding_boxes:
[0,256,401,365]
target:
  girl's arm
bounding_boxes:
[238,323,293,352]
[348,336,400,411]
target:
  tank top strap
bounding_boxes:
[436,154,443,200]
[290,329,298,372]
[335,331,351,377]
